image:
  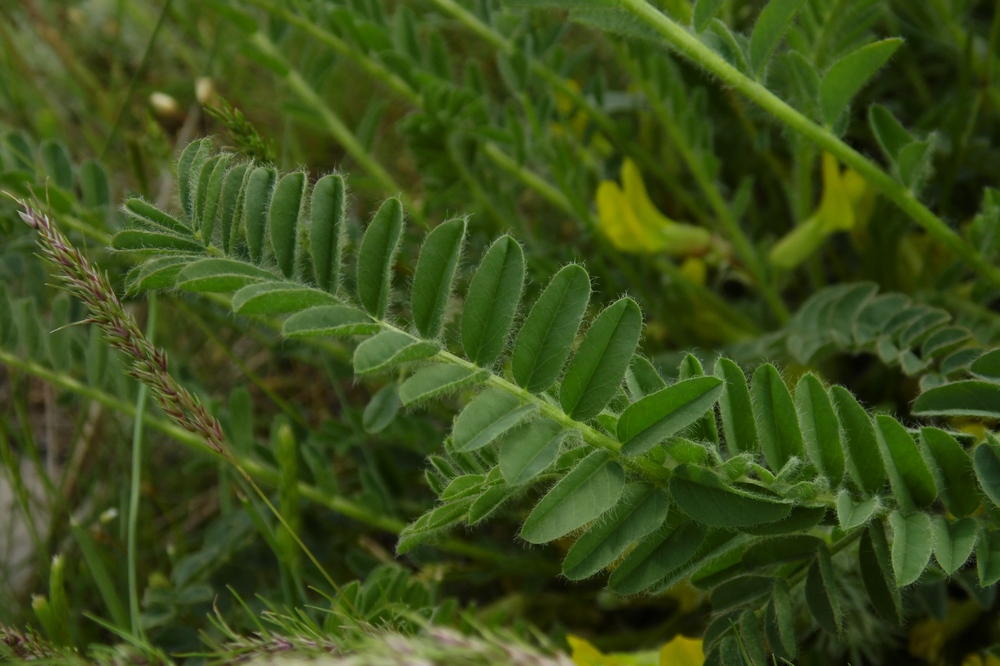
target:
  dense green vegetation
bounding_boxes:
[3,1,1000,664]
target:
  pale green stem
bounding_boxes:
[127,293,156,640]
[616,0,1000,290]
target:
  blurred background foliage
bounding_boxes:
[2,0,1000,664]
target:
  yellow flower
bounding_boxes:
[769,152,876,270]
[596,158,713,257]
[568,634,703,666]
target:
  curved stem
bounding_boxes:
[617,0,1000,291]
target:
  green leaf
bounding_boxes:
[977,530,1000,587]
[399,365,483,406]
[462,236,525,367]
[177,138,210,221]
[123,198,191,235]
[889,510,933,586]
[468,484,517,525]
[932,516,978,575]
[79,159,111,209]
[396,498,473,554]
[452,389,535,452]
[363,384,400,434]
[357,198,404,319]
[805,546,842,634]
[897,139,934,190]
[742,535,822,570]
[715,358,759,455]
[562,482,670,580]
[741,505,826,536]
[617,377,723,456]
[868,104,913,162]
[282,305,379,338]
[232,282,337,316]
[498,419,565,485]
[921,327,971,359]
[199,154,233,242]
[268,171,306,278]
[194,155,223,225]
[835,490,878,531]
[737,610,768,666]
[512,264,591,393]
[175,258,277,292]
[218,164,250,254]
[520,450,624,544]
[859,521,902,623]
[352,330,439,375]
[765,580,797,660]
[831,386,886,495]
[608,518,707,595]
[919,428,980,517]
[111,229,204,255]
[875,415,937,510]
[625,355,666,400]
[411,218,467,339]
[751,364,804,470]
[974,437,1000,508]
[972,349,1000,381]
[820,38,903,125]
[560,298,642,421]
[310,174,346,293]
[795,373,844,484]
[242,166,277,263]
[40,139,74,190]
[670,465,791,527]
[676,355,719,445]
[711,575,775,612]
[125,256,199,294]
[693,0,725,32]
[749,0,806,77]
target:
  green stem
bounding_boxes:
[127,293,156,640]
[617,0,1000,291]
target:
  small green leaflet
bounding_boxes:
[232,282,337,316]
[111,229,204,255]
[749,0,806,78]
[977,530,1000,587]
[399,365,484,406]
[268,171,306,278]
[715,358,759,455]
[835,490,878,531]
[511,264,591,393]
[974,436,1000,508]
[411,218,466,339]
[888,510,932,586]
[874,415,937,510]
[498,419,565,485]
[971,349,1000,381]
[363,384,400,434]
[608,518,707,595]
[804,546,842,634]
[310,174,346,293]
[795,373,844,484]
[356,198,404,320]
[765,580,797,660]
[913,380,1000,419]
[243,166,277,263]
[520,450,624,544]
[396,498,473,554]
[123,198,189,235]
[352,330,439,375]
[859,521,902,624]
[175,258,277,292]
[560,298,642,421]
[282,305,379,338]
[819,38,903,125]
[919,428,980,517]
[831,386,886,494]
[562,482,669,580]
[931,516,977,575]
[617,376,723,456]
[751,364,804,470]
[669,465,791,527]
[452,388,535,452]
[693,0,725,33]
[462,236,525,367]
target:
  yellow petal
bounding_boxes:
[680,257,707,285]
[658,635,704,666]
[843,167,876,227]
[596,180,668,253]
[816,152,855,232]
[568,635,659,666]
[621,158,676,231]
